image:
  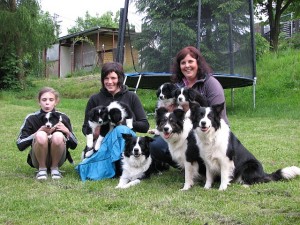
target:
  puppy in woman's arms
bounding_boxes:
[148,82,178,135]
[82,105,110,159]
[190,102,300,191]
[116,134,154,189]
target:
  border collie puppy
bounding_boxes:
[148,83,178,135]
[106,101,133,129]
[156,82,178,109]
[173,87,208,109]
[155,107,206,190]
[190,102,300,191]
[82,105,110,159]
[173,87,207,118]
[116,133,154,189]
[42,111,74,164]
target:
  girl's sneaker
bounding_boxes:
[51,169,62,179]
[36,170,48,180]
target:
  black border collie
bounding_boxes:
[42,111,74,164]
[155,107,206,190]
[116,133,154,189]
[190,102,300,191]
[82,105,110,159]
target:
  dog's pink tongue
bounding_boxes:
[164,133,171,139]
[201,127,208,132]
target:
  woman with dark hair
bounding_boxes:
[150,46,229,168]
[76,62,150,181]
[82,62,149,134]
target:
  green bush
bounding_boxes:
[255,33,269,60]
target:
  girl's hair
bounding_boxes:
[100,62,124,88]
[38,87,59,102]
[171,46,213,83]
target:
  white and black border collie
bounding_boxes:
[149,83,178,135]
[82,105,110,159]
[155,107,206,190]
[190,102,300,191]
[116,133,154,189]
[156,82,178,109]
[42,111,74,164]
[107,101,133,129]
[173,87,208,109]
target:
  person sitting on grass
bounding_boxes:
[16,87,78,180]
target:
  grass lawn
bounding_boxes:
[0,49,299,224]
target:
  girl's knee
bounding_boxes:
[34,131,48,145]
[51,132,65,146]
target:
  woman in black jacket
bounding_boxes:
[76,62,150,181]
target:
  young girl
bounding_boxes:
[17,87,77,180]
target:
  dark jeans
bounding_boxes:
[149,135,178,168]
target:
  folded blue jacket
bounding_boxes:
[75,125,136,181]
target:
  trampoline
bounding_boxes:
[118,0,257,108]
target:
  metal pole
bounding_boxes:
[116,0,129,64]
[196,0,201,50]
[249,0,257,108]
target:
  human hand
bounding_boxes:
[53,122,70,138]
[39,126,56,135]
[166,104,177,112]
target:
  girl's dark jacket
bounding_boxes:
[16,109,78,152]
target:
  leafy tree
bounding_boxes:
[133,0,253,74]
[0,0,57,89]
[67,11,119,34]
[254,0,300,51]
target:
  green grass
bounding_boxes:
[0,49,300,225]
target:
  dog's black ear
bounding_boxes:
[156,85,161,97]
[187,88,196,101]
[155,107,168,118]
[173,108,185,121]
[122,133,132,140]
[168,83,177,92]
[144,136,154,143]
[212,102,224,116]
[52,111,62,120]
[189,101,200,113]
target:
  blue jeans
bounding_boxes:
[149,135,178,168]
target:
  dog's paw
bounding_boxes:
[204,183,212,190]
[85,149,95,158]
[148,129,159,135]
[219,183,229,191]
[180,183,192,191]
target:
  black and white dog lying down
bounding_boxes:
[190,102,300,191]
[82,101,134,159]
[42,111,74,164]
[155,107,206,190]
[116,133,155,189]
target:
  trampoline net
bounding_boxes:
[128,0,255,88]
